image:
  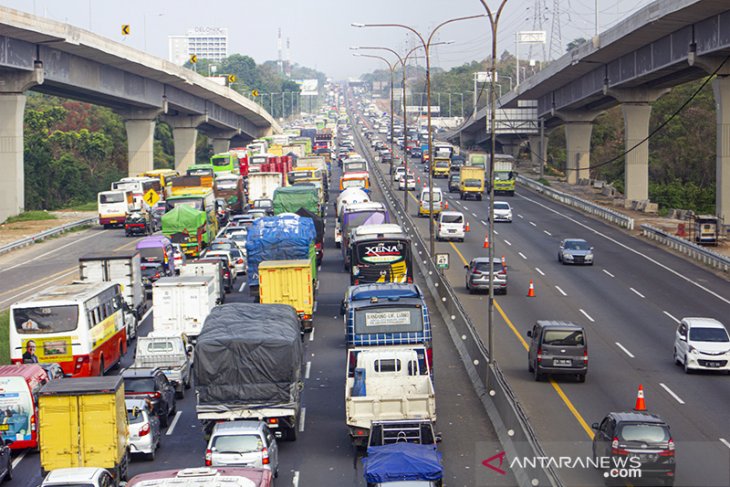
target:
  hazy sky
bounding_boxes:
[3,0,654,79]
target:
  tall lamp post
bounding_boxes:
[353,14,485,260]
[351,42,452,212]
[352,53,396,176]
[479,0,509,390]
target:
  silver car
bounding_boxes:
[126,399,162,461]
[465,257,508,294]
[558,238,594,265]
[205,420,279,477]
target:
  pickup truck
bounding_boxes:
[346,346,436,447]
[134,333,193,398]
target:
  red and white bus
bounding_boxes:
[10,282,128,377]
[0,364,48,450]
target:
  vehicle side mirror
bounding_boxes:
[435,433,443,443]
[186,344,194,354]
[591,422,599,430]
[526,330,532,338]
[464,264,469,269]
[590,246,595,251]
[678,334,686,342]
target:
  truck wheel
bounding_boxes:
[287,425,298,441]
[5,457,12,481]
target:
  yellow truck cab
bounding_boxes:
[38,376,129,481]
[258,259,315,333]
[431,157,451,178]
[459,166,485,200]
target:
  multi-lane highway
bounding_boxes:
[0,148,510,487]
[353,105,730,487]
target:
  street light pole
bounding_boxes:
[353,14,485,261]
[479,0,509,390]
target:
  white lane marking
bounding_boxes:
[659,383,685,405]
[481,220,488,226]
[517,214,524,219]
[313,301,318,313]
[630,287,645,298]
[518,252,527,260]
[463,205,469,210]
[602,269,615,278]
[454,201,462,207]
[140,307,153,324]
[493,230,499,236]
[309,327,315,341]
[529,221,537,227]
[472,212,478,218]
[0,268,77,307]
[519,193,730,306]
[292,471,300,487]
[11,450,27,469]
[0,229,103,274]
[504,240,512,246]
[579,309,595,322]
[720,438,730,450]
[299,407,306,432]
[305,361,311,379]
[535,267,545,276]
[166,411,182,435]
[663,311,680,324]
[615,342,635,358]
[238,280,247,293]
[543,230,552,236]
[554,286,567,296]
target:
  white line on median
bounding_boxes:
[238,280,247,293]
[659,383,685,405]
[720,438,730,450]
[140,307,153,324]
[305,361,311,379]
[554,286,567,296]
[166,411,182,435]
[663,311,680,324]
[11,450,26,469]
[504,240,512,246]
[299,407,306,432]
[615,342,635,358]
[579,309,595,322]
[602,269,615,278]
[630,287,645,298]
[543,230,552,236]
[309,327,315,341]
[535,267,545,276]
[292,471,300,487]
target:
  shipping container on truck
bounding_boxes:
[38,376,129,481]
[259,260,315,332]
[78,251,146,320]
[152,275,217,339]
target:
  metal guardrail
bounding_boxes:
[0,217,96,256]
[641,224,730,272]
[355,126,562,487]
[517,175,635,230]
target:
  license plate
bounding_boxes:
[0,425,8,431]
[706,361,722,367]
[553,359,572,366]
[448,229,456,233]
[110,220,117,224]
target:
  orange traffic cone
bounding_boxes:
[501,255,506,269]
[423,182,427,188]
[417,176,421,185]
[527,279,536,297]
[483,234,490,249]
[444,201,449,210]
[465,221,470,232]
[634,384,647,411]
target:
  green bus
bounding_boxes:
[210,152,238,174]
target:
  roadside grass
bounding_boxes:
[63,201,97,211]
[3,211,57,224]
[0,310,9,364]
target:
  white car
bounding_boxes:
[437,211,466,242]
[392,166,406,182]
[674,317,730,373]
[42,468,116,487]
[201,250,238,280]
[398,173,416,191]
[126,398,162,460]
[493,201,513,222]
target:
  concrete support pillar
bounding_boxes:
[211,138,231,155]
[161,114,207,173]
[0,94,27,222]
[714,75,730,223]
[0,66,43,222]
[207,129,239,156]
[124,119,156,176]
[528,135,542,168]
[564,122,593,184]
[622,103,652,201]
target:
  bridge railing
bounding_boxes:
[517,175,635,230]
[0,218,96,256]
[641,224,730,273]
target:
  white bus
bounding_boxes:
[10,282,129,377]
[111,177,161,208]
[97,190,133,228]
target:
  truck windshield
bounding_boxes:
[344,211,387,232]
[212,157,231,167]
[216,179,239,190]
[13,305,79,334]
[166,198,203,211]
[99,193,125,204]
[354,305,424,334]
[494,172,513,180]
[464,179,481,187]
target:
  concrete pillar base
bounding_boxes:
[0,94,27,222]
[211,138,231,155]
[622,103,652,202]
[564,122,593,184]
[173,127,198,173]
[714,75,730,222]
[125,119,156,176]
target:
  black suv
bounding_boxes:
[592,412,675,486]
[122,367,177,427]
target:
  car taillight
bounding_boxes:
[407,276,413,284]
[611,437,629,455]
[237,258,244,264]
[583,348,588,364]
[205,449,212,466]
[426,347,433,370]
[74,355,90,373]
[659,438,675,456]
[139,423,151,436]
[224,271,230,278]
[536,347,543,363]
[31,414,36,432]
[262,447,270,465]
[267,418,279,425]
[154,272,160,279]
[152,392,161,398]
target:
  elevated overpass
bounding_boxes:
[0,6,281,221]
[452,0,730,221]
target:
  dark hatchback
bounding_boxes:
[122,367,177,428]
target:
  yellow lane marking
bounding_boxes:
[448,241,469,266]
[550,379,596,440]
[494,300,530,351]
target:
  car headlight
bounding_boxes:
[564,253,574,260]
[689,345,699,355]
[506,212,512,219]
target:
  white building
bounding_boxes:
[168,27,228,65]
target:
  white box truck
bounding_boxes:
[179,261,224,304]
[152,275,217,339]
[247,172,282,204]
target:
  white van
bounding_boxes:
[437,211,466,242]
[418,187,444,217]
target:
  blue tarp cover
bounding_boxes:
[363,443,443,483]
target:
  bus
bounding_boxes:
[111,177,161,208]
[10,282,129,377]
[348,224,413,285]
[137,169,180,188]
[0,364,48,450]
[210,152,238,174]
[97,190,133,228]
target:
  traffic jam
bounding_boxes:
[2,84,451,487]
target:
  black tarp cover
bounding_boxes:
[295,207,324,244]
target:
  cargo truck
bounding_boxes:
[38,376,129,480]
[194,304,304,440]
[134,333,193,398]
[431,157,450,179]
[152,275,218,339]
[272,186,320,216]
[258,260,315,332]
[179,261,225,304]
[161,205,210,257]
[492,155,516,196]
[458,166,485,200]
[466,152,487,169]
[78,251,146,321]
[247,172,282,204]
[346,346,436,447]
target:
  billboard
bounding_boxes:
[295,79,319,96]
